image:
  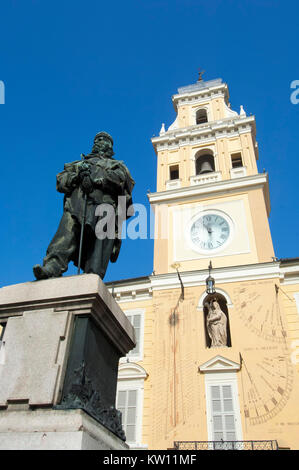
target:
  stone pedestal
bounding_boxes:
[0,274,136,450]
[0,409,129,450]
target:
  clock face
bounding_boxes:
[189,213,231,253]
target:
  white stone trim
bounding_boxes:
[190,171,222,186]
[106,262,283,301]
[281,278,299,285]
[166,179,181,190]
[150,262,281,292]
[114,293,152,303]
[175,90,226,108]
[279,263,299,285]
[107,279,152,304]
[107,261,284,303]
[172,80,228,111]
[148,173,269,206]
[230,166,247,179]
[152,115,256,153]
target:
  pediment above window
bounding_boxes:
[199,355,240,373]
[118,362,148,380]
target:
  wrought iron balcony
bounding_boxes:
[173,440,278,450]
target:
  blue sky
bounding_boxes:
[0,0,298,286]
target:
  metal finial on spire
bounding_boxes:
[198,68,205,81]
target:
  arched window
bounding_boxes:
[196,108,208,124]
[203,293,232,348]
[195,152,215,175]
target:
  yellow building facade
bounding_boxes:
[108,77,299,450]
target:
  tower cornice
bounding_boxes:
[172,78,229,111]
[147,172,270,215]
[151,115,256,154]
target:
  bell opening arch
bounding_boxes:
[195,149,215,175]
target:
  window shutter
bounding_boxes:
[210,384,236,442]
[117,389,138,443]
[127,314,141,357]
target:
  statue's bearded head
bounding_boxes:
[91,132,115,158]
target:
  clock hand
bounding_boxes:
[206,225,213,235]
[203,223,213,236]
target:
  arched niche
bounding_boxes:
[197,288,233,309]
[202,292,232,348]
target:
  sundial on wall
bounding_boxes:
[240,352,293,426]
[233,282,287,343]
[233,281,294,426]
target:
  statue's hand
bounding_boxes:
[81,175,93,194]
[79,170,90,182]
[94,177,104,188]
[78,161,91,180]
[66,172,79,189]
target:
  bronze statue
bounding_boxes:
[205,298,227,347]
[33,132,134,280]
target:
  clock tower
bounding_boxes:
[149,77,275,274]
[109,75,299,451]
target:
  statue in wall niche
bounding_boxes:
[33,132,135,281]
[205,298,228,347]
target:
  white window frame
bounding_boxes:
[294,293,299,314]
[116,363,148,450]
[205,371,243,444]
[199,355,242,446]
[120,308,145,363]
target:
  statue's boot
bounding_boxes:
[33,260,62,280]
[33,264,54,280]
